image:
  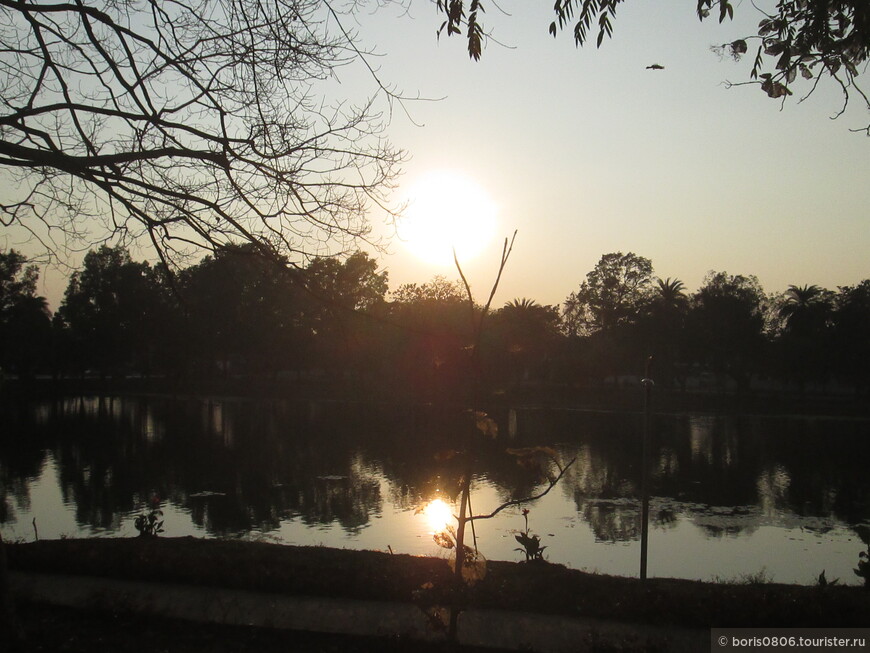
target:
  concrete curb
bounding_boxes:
[11,571,707,652]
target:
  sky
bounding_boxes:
[10,1,870,311]
[355,1,869,308]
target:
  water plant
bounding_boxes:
[855,545,870,588]
[134,509,164,537]
[710,568,774,585]
[514,508,546,562]
[737,568,774,585]
[134,494,164,538]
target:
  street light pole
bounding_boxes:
[640,356,654,581]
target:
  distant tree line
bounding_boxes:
[1,247,868,400]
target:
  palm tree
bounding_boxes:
[778,284,832,335]
[776,284,834,393]
[495,298,561,383]
[645,278,688,390]
[654,278,687,307]
[504,297,540,311]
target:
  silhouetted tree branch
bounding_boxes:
[432,0,870,133]
[0,0,404,266]
[465,455,577,523]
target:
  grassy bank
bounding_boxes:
[7,537,870,629]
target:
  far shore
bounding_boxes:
[3,376,870,419]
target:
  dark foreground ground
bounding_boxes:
[14,601,474,653]
[5,537,870,652]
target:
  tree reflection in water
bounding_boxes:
[2,398,870,584]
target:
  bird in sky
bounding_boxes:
[646,64,665,70]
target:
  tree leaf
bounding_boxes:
[434,531,455,549]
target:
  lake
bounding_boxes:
[2,395,869,585]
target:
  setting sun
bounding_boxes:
[398,170,497,266]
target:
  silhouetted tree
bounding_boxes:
[487,298,562,385]
[654,278,688,307]
[388,276,473,400]
[1,0,402,264]
[561,252,655,382]
[779,285,834,335]
[301,251,389,382]
[392,276,466,304]
[635,278,690,389]
[57,245,166,376]
[4,296,52,379]
[831,280,870,395]
[772,284,834,392]
[180,244,307,378]
[563,252,654,336]
[686,271,768,392]
[0,250,51,377]
[305,252,390,313]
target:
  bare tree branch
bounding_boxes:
[0,0,406,266]
[463,455,577,523]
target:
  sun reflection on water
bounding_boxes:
[422,498,453,533]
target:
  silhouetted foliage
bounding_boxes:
[0,250,51,378]
[634,278,690,389]
[563,252,654,336]
[10,241,867,401]
[832,280,870,394]
[179,244,306,379]
[392,276,466,304]
[771,285,835,392]
[388,276,474,401]
[486,299,561,386]
[56,245,167,377]
[301,251,389,382]
[433,0,870,132]
[686,271,768,392]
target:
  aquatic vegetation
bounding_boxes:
[514,509,547,562]
[134,509,164,538]
[134,495,164,538]
[855,546,870,588]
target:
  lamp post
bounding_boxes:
[640,356,654,581]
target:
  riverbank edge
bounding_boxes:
[6,538,870,634]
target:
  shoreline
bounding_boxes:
[7,537,870,628]
[4,376,870,419]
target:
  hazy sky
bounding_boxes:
[358,1,869,308]
[13,1,870,311]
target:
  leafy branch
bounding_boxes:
[436,0,870,133]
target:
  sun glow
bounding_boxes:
[398,170,497,266]
[423,498,453,533]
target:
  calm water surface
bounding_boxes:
[2,396,869,585]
